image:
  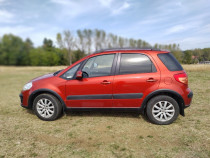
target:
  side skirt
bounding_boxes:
[65,107,144,113]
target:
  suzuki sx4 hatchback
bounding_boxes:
[19,49,193,125]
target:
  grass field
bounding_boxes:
[0,65,210,158]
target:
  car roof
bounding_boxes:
[93,48,169,54]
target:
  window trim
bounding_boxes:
[115,53,157,75]
[79,53,117,79]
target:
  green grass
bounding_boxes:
[0,65,210,158]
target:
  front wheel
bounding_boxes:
[146,95,179,125]
[33,94,62,121]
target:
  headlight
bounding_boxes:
[23,82,32,91]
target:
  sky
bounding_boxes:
[0,0,210,50]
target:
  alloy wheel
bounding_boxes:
[36,98,55,118]
[152,101,175,122]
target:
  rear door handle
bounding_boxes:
[146,78,157,82]
[101,80,111,85]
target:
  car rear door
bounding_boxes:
[113,52,160,108]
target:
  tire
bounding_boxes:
[146,95,179,125]
[33,93,62,121]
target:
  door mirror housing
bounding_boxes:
[76,70,83,79]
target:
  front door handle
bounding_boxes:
[146,78,157,82]
[101,80,111,85]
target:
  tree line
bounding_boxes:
[0,29,209,66]
[182,48,210,64]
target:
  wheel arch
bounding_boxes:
[141,89,185,116]
[28,89,66,110]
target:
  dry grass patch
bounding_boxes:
[183,64,210,72]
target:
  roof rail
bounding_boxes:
[93,47,161,54]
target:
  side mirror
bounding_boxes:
[76,70,83,79]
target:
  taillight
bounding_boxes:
[174,73,188,85]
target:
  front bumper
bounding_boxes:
[19,93,23,104]
[188,91,193,98]
[19,93,29,109]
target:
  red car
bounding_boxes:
[19,49,193,125]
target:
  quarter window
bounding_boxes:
[82,54,115,77]
[62,64,81,79]
[119,53,156,75]
[158,53,183,71]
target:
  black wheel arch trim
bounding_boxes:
[28,88,66,110]
[141,89,185,116]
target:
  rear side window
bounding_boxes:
[158,53,183,71]
[119,53,156,75]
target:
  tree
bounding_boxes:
[108,33,118,48]
[171,50,183,63]
[137,39,142,48]
[0,34,25,65]
[203,48,210,61]
[29,47,63,66]
[56,30,75,65]
[21,38,34,65]
[94,29,102,51]
[183,51,192,64]
[118,37,124,48]
[0,37,3,64]
[142,41,149,47]
[129,38,136,47]
[43,38,53,50]
[72,50,86,63]
[84,29,92,54]
[77,30,85,52]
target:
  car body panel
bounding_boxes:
[65,76,114,107]
[112,72,160,107]
[112,52,161,107]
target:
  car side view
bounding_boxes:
[19,48,193,125]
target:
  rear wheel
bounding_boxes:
[33,94,62,121]
[146,95,179,125]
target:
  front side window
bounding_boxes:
[119,53,156,75]
[62,64,81,79]
[82,54,115,78]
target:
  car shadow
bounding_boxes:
[25,108,149,122]
[64,110,148,120]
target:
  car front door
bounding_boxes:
[113,53,160,108]
[65,53,116,108]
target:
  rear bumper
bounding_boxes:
[184,91,193,109]
[184,104,190,109]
